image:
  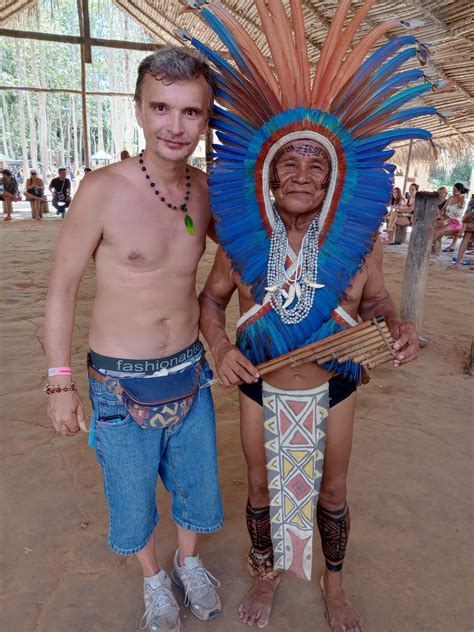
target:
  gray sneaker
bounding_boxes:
[140,570,183,632]
[171,550,221,621]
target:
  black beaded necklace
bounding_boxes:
[138,150,194,236]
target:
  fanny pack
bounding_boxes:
[88,358,203,429]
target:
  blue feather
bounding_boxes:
[200,8,249,75]
[343,68,425,126]
[349,83,433,133]
[335,38,417,115]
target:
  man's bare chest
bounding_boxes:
[98,208,204,272]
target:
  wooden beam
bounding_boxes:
[82,0,92,63]
[77,0,89,168]
[0,28,156,52]
[114,0,184,46]
[400,192,439,330]
[80,44,90,168]
[402,139,414,195]
[0,85,134,97]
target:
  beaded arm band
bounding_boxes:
[43,382,77,395]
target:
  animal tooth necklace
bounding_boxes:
[265,205,324,324]
[138,150,194,235]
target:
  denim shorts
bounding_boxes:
[88,361,223,555]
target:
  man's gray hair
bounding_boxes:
[134,45,216,112]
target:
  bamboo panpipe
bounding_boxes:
[316,329,393,364]
[257,321,377,374]
[355,349,394,369]
[257,317,395,376]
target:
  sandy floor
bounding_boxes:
[1,218,473,632]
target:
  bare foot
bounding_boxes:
[238,575,281,628]
[448,262,460,269]
[320,571,364,632]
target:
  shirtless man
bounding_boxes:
[199,139,418,631]
[44,47,222,632]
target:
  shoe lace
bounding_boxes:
[183,566,221,607]
[140,583,177,630]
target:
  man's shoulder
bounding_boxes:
[89,157,141,182]
[189,165,208,190]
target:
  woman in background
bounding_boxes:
[433,182,468,252]
[386,183,418,244]
[24,170,46,220]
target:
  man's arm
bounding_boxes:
[358,238,418,367]
[44,173,104,435]
[199,246,259,386]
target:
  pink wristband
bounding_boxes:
[48,367,72,377]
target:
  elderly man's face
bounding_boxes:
[270,139,331,217]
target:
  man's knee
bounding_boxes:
[319,477,347,510]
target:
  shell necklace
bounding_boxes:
[265,205,324,324]
[139,150,194,235]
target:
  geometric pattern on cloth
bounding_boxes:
[105,378,195,428]
[262,381,329,581]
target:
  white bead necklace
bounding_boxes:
[265,205,324,324]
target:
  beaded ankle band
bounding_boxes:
[247,548,279,582]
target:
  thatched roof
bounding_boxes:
[111,0,474,158]
[1,0,38,24]
[4,0,473,160]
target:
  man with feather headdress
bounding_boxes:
[183,0,442,628]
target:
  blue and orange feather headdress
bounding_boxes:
[180,0,444,379]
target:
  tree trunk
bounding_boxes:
[15,41,30,175]
[2,93,14,158]
[97,97,104,153]
[31,42,49,175]
[71,95,80,169]
[79,116,83,166]
[58,95,65,166]
[0,103,9,157]
[66,107,71,167]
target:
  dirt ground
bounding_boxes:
[1,218,473,632]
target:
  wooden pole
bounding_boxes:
[82,0,92,63]
[0,86,134,97]
[77,0,90,168]
[205,128,214,171]
[80,50,89,168]
[400,191,439,330]
[0,28,157,52]
[402,138,414,196]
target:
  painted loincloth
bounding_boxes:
[262,380,329,581]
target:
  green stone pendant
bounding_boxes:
[184,213,195,236]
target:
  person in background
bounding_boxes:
[386,183,418,244]
[49,167,72,218]
[25,169,46,220]
[437,186,448,214]
[83,167,92,177]
[433,182,469,252]
[448,193,474,269]
[1,169,20,221]
[120,149,131,160]
[432,186,449,249]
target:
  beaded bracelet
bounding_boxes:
[43,382,77,395]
